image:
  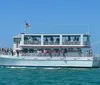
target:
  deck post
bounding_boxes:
[20,34,24,45]
[80,34,83,45]
[60,35,62,45]
[41,34,43,45]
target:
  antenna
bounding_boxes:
[87,24,90,34]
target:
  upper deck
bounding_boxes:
[13,33,91,48]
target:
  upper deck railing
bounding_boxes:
[62,41,80,45]
[23,40,90,46]
[83,41,90,46]
[24,40,41,45]
[43,41,60,45]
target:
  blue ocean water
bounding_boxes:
[0,68,100,85]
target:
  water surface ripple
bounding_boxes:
[0,68,100,85]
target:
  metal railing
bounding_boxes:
[24,41,90,46]
[0,51,93,57]
[20,53,92,57]
[24,41,41,45]
[43,41,60,45]
[83,41,90,46]
[62,41,80,45]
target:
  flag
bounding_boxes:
[25,21,30,28]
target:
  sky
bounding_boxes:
[0,0,100,53]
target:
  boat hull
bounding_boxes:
[0,55,99,68]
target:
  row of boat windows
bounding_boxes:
[24,36,80,44]
[24,36,81,42]
[14,36,90,44]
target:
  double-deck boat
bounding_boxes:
[0,33,100,68]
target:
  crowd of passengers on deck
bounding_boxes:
[0,48,13,55]
[20,48,93,57]
[0,48,93,57]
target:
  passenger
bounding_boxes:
[7,48,9,55]
[86,51,89,57]
[50,37,54,44]
[73,36,77,41]
[39,50,42,56]
[78,49,82,57]
[4,48,5,54]
[11,50,14,56]
[76,37,79,41]
[44,50,47,54]
[64,49,67,53]
[89,49,93,57]
[79,50,82,57]
[16,50,19,57]
[45,38,48,42]
[37,50,40,56]
[62,49,65,57]
[68,36,71,41]
[58,50,60,57]
[44,50,47,56]
[56,38,60,44]
[45,38,48,45]
[49,50,52,58]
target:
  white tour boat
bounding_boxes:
[0,33,100,68]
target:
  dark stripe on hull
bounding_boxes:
[0,65,98,68]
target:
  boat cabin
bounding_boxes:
[13,33,92,57]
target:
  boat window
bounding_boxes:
[22,48,28,53]
[14,38,21,43]
[83,35,90,42]
[29,49,34,53]
[24,35,41,45]
[43,35,60,45]
[62,35,80,45]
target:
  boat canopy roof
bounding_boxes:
[19,33,90,36]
